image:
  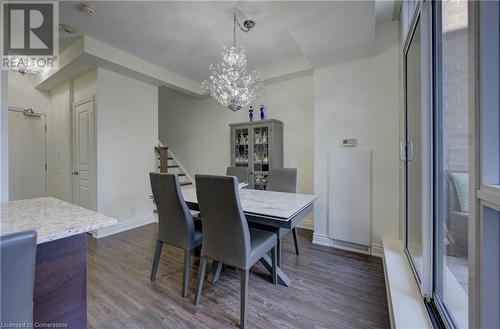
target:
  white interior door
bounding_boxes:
[8,109,47,200]
[72,97,95,210]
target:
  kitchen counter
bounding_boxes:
[1,197,117,329]
[0,197,116,243]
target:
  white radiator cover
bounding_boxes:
[328,150,372,247]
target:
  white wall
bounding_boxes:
[313,21,400,252]
[4,70,98,203]
[49,69,97,203]
[73,69,97,101]
[42,67,158,232]
[7,66,157,232]
[159,74,315,228]
[50,81,72,201]
[8,72,51,112]
[96,68,158,225]
[1,71,8,201]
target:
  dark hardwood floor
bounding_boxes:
[87,224,390,329]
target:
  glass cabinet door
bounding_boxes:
[233,128,249,167]
[252,124,269,190]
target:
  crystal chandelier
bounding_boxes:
[201,11,265,112]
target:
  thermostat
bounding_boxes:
[342,138,357,147]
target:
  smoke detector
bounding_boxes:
[59,24,76,34]
[243,20,256,30]
[79,3,97,16]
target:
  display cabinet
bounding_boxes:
[230,119,284,189]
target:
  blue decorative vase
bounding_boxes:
[259,105,265,120]
[248,107,254,122]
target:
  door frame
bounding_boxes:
[72,95,97,210]
[8,107,48,198]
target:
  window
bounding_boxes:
[479,1,500,187]
[481,206,500,328]
[476,1,500,328]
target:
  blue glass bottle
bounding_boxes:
[259,105,265,120]
[248,106,254,122]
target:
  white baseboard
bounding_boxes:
[371,243,384,258]
[312,233,382,258]
[330,240,371,255]
[312,233,331,247]
[298,218,314,231]
[91,214,158,239]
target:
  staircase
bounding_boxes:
[155,145,193,187]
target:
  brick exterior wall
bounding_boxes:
[443,0,468,172]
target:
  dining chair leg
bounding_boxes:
[270,246,277,285]
[276,237,282,267]
[182,249,192,297]
[208,260,223,283]
[150,240,164,281]
[292,228,300,255]
[240,269,249,329]
[194,257,208,305]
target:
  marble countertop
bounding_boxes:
[181,187,317,220]
[1,197,117,244]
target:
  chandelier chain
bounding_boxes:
[233,11,251,48]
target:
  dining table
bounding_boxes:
[181,186,317,287]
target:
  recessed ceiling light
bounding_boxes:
[79,3,97,16]
[59,24,76,34]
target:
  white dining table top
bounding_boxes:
[181,186,317,220]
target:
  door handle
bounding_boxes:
[400,141,414,162]
[72,170,79,175]
[400,141,407,161]
[408,141,414,161]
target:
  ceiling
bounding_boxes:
[59,1,395,83]
[272,1,375,68]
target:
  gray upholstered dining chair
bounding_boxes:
[266,168,300,256]
[226,166,250,184]
[149,172,202,297]
[0,230,37,325]
[193,175,277,329]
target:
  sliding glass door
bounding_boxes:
[404,0,469,325]
[433,1,469,328]
[405,15,424,281]
[404,1,500,327]
[404,1,432,297]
